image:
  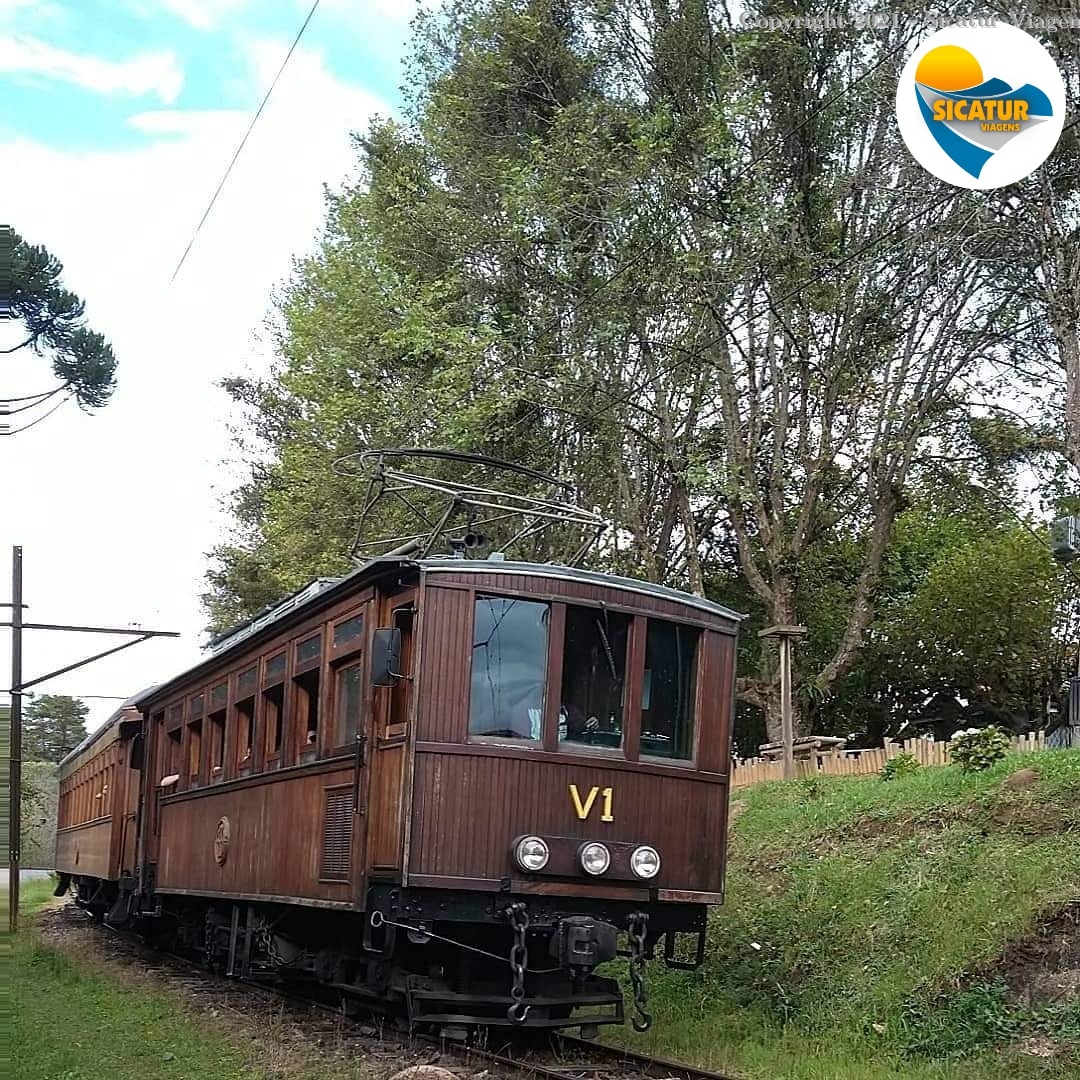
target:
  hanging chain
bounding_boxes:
[627,911,652,1032]
[203,909,215,970]
[506,902,530,1022]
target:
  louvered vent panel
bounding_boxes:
[321,787,354,881]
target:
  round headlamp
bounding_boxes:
[630,845,661,880]
[579,841,611,876]
[514,835,550,872]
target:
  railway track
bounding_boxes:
[44,901,741,1080]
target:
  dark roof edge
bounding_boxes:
[133,557,410,711]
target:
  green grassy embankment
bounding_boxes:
[622,750,1080,1079]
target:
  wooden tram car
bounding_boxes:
[56,555,741,1034]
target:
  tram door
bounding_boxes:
[361,586,416,896]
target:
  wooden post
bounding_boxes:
[757,625,808,782]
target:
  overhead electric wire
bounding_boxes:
[0,393,71,436]
[169,0,322,283]
[1,386,67,416]
[0,386,64,405]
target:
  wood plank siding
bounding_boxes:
[56,706,141,881]
[406,573,738,899]
[156,764,356,905]
[408,749,728,893]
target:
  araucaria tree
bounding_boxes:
[24,694,89,764]
[1,226,117,432]
[211,0,1065,741]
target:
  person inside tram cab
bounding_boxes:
[560,701,602,742]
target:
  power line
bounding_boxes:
[0,386,66,416]
[0,387,64,405]
[0,393,71,436]
[25,692,132,701]
[169,0,322,283]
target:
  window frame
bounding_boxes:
[294,632,323,675]
[233,664,259,776]
[207,706,227,783]
[330,610,365,662]
[185,714,204,788]
[467,593,551,748]
[261,651,287,771]
[292,663,323,762]
[556,602,636,759]
[459,589,707,766]
[637,617,702,765]
[386,603,415,736]
[330,656,366,754]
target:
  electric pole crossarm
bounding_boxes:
[13,622,179,635]
[15,633,175,692]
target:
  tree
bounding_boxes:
[24,695,89,763]
[21,761,58,869]
[208,0,1052,743]
[1,226,117,433]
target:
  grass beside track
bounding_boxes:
[13,881,258,1080]
[613,749,1080,1079]
[11,881,382,1080]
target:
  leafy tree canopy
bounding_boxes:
[207,0,1078,743]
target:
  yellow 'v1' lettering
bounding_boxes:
[569,784,614,822]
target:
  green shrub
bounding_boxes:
[880,752,921,781]
[949,726,1011,773]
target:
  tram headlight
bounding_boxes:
[579,841,611,876]
[630,845,661,880]
[514,835,550,872]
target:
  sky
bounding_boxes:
[1,0,422,733]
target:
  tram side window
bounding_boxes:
[469,596,549,742]
[640,620,700,760]
[208,709,226,779]
[264,684,285,763]
[559,606,630,750]
[166,727,182,777]
[187,719,203,783]
[294,669,320,756]
[234,696,255,767]
[334,661,363,746]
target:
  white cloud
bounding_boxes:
[1,43,386,732]
[321,0,418,21]
[127,107,247,136]
[0,34,183,103]
[159,0,248,31]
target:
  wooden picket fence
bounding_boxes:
[730,731,1048,789]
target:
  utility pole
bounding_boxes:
[8,546,23,933]
[758,625,808,780]
[3,545,179,932]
